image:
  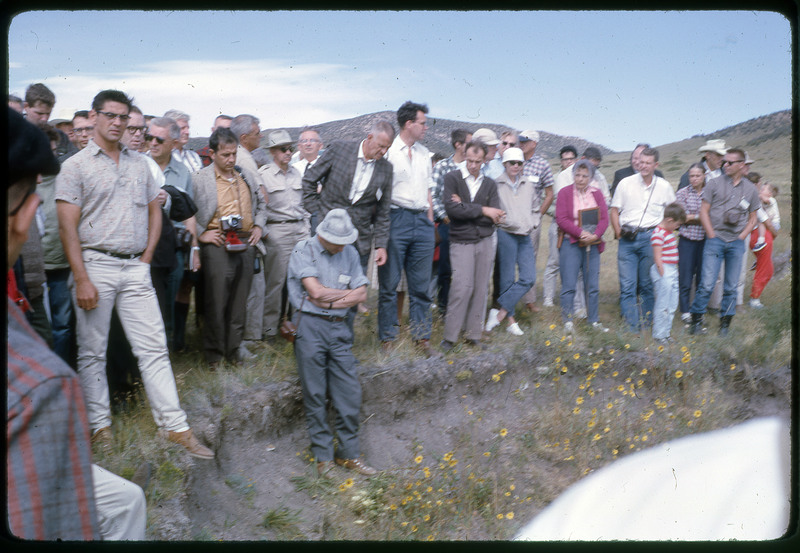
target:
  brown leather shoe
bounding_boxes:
[415,339,442,359]
[91,426,112,452]
[335,457,378,476]
[526,302,540,313]
[159,428,214,459]
[317,460,336,479]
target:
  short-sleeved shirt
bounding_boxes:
[55,140,159,254]
[258,163,309,222]
[522,154,555,212]
[610,173,676,229]
[651,225,679,264]
[703,175,760,242]
[287,237,369,317]
[675,185,706,241]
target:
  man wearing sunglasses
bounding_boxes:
[55,89,214,459]
[258,130,311,341]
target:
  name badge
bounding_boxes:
[738,198,750,211]
[339,274,351,286]
[530,175,540,184]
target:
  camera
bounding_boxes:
[220,214,247,252]
[619,224,639,240]
[220,214,242,232]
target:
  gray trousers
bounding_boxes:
[243,248,266,341]
[263,221,309,337]
[294,314,361,462]
[444,236,495,342]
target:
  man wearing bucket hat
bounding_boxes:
[287,209,377,478]
[258,129,311,341]
[677,139,728,191]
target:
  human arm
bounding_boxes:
[139,199,162,265]
[372,162,393,253]
[183,216,201,271]
[540,185,554,217]
[443,173,490,221]
[699,201,714,239]
[374,247,387,266]
[737,210,758,241]
[609,206,621,239]
[302,278,367,309]
[555,186,583,241]
[430,162,450,223]
[57,200,98,311]
[302,147,333,215]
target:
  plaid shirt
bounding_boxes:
[522,154,555,212]
[431,155,461,221]
[676,185,706,241]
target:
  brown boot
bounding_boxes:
[415,339,442,359]
[159,428,214,459]
[335,457,378,476]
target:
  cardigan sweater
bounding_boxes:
[555,184,609,253]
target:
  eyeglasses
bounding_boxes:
[502,141,516,147]
[721,159,744,166]
[145,134,165,144]
[73,127,94,135]
[506,161,523,166]
[277,145,294,153]
[97,111,130,122]
[298,139,321,145]
[126,126,146,134]
[561,156,576,162]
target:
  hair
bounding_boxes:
[299,126,320,137]
[129,105,143,116]
[560,145,578,158]
[230,114,260,139]
[762,182,779,196]
[500,130,517,140]
[640,147,659,162]
[451,128,470,148]
[396,101,428,129]
[663,202,687,223]
[149,117,181,140]
[630,142,651,163]
[91,90,133,113]
[688,162,706,173]
[464,141,487,157]
[582,146,602,161]
[215,114,233,124]
[369,120,396,140]
[163,109,190,123]
[8,94,23,105]
[72,110,90,121]
[209,127,238,151]
[572,159,597,180]
[726,148,746,160]
[431,152,446,165]
[35,121,60,144]
[746,171,761,184]
[25,83,55,107]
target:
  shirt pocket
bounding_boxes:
[123,175,151,207]
[264,179,286,194]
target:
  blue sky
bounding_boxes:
[8,10,792,151]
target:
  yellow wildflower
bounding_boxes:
[658,345,664,353]
[592,362,600,369]
[426,535,434,541]
[640,368,648,375]
[338,484,347,491]
[609,349,615,354]
[607,402,613,409]
[506,512,514,520]
[612,371,618,377]
[675,370,684,379]
[497,513,504,520]
[730,363,736,371]
[483,452,491,457]
[545,340,551,346]
[443,452,453,461]
[573,407,581,414]
[576,397,584,405]
[344,478,354,488]
[509,484,515,491]
[549,324,556,330]
[390,504,397,510]
[555,357,561,363]
[412,525,418,532]
[499,428,508,437]
[694,410,702,418]
[447,360,454,365]
[424,514,430,522]
[624,344,630,349]
[492,374,500,382]
[415,455,423,464]
[573,353,580,360]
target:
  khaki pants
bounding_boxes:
[263,221,309,337]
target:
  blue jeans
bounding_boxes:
[436,222,452,312]
[677,237,704,314]
[46,268,75,365]
[496,229,535,318]
[560,239,600,323]
[617,231,655,331]
[690,237,744,317]
[378,208,435,341]
[650,263,678,339]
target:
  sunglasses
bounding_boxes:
[277,145,294,153]
[126,126,146,134]
[721,159,744,166]
[506,160,523,166]
[502,141,516,147]
[145,134,165,144]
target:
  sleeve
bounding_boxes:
[430,161,447,220]
[609,179,624,210]
[302,145,335,215]
[287,240,318,281]
[372,163,393,251]
[443,173,484,221]
[594,189,609,237]
[541,163,555,189]
[555,186,582,240]
[650,229,664,248]
[245,168,268,229]
[144,161,160,203]
[53,157,82,206]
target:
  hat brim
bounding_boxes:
[317,227,359,246]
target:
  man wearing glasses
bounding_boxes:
[55,89,214,459]
[258,130,311,341]
[71,110,94,150]
[294,128,325,233]
[688,148,759,336]
[121,106,148,153]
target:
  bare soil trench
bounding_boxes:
[146,338,792,541]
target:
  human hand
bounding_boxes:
[199,229,225,247]
[75,278,99,311]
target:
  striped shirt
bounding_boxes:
[676,185,706,241]
[651,225,679,264]
[7,297,99,540]
[522,154,555,212]
[431,155,461,222]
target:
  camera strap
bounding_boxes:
[634,176,657,231]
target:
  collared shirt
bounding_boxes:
[206,166,254,232]
[460,166,484,201]
[522,154,555,212]
[38,174,68,270]
[676,184,706,241]
[258,162,309,222]
[610,173,676,229]
[292,156,319,176]
[484,155,505,180]
[287,237,369,317]
[55,140,159,254]
[7,297,100,540]
[495,171,538,236]
[159,157,194,229]
[171,147,203,173]
[236,145,264,188]
[386,136,433,211]
[349,140,376,203]
[431,155,463,221]
[703,174,759,242]
[573,184,600,221]
[651,225,679,264]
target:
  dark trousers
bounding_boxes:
[677,237,705,314]
[201,244,254,363]
[436,222,452,313]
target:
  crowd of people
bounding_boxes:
[8,82,781,539]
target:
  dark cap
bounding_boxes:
[8,107,60,186]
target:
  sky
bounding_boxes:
[7,10,793,152]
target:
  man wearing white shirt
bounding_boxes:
[293,128,324,232]
[164,109,203,173]
[610,148,676,332]
[379,101,440,358]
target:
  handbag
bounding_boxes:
[280,298,305,343]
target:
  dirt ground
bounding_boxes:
[145,339,792,541]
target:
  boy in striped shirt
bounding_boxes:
[650,203,687,344]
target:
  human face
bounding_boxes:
[520,139,537,158]
[405,111,428,142]
[504,159,523,179]
[662,218,682,233]
[498,135,517,156]
[270,144,293,170]
[91,101,130,145]
[721,154,746,179]
[213,116,231,131]
[363,132,393,160]
[465,147,485,178]
[121,112,146,152]
[146,124,175,163]
[637,154,657,179]
[704,151,723,171]
[630,145,646,170]
[56,122,74,141]
[319,236,345,255]
[24,101,52,123]
[298,131,323,161]
[560,151,577,170]
[688,167,705,190]
[486,144,498,162]
[176,118,190,148]
[241,123,261,152]
[211,142,237,174]
[573,167,591,190]
[71,116,94,149]
[758,183,773,204]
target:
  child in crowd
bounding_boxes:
[650,203,687,344]
[747,173,768,253]
[749,182,780,308]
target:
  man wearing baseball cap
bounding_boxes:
[287,209,377,478]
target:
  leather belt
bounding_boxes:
[266,219,302,224]
[304,311,346,323]
[86,248,143,259]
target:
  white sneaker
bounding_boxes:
[506,322,524,336]
[542,298,555,307]
[574,308,587,320]
[749,298,764,309]
[485,308,501,332]
[681,312,692,324]
[564,321,574,333]
[591,322,609,332]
